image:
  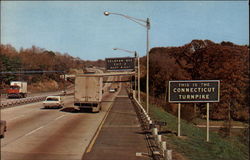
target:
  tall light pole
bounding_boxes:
[104,11,150,113]
[113,48,141,102]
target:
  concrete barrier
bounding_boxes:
[133,96,174,160]
[0,95,47,109]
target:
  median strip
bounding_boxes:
[84,84,121,154]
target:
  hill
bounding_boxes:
[140,40,249,121]
[0,44,105,92]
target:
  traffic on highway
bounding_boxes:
[1,73,126,160]
[2,2,248,160]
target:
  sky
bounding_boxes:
[1,1,249,60]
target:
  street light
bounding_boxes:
[113,48,141,102]
[104,11,110,16]
[104,11,150,114]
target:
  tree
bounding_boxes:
[140,40,249,121]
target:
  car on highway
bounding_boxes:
[0,120,7,138]
[109,88,116,93]
[43,96,64,109]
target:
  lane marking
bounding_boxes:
[24,114,66,137]
[9,115,25,121]
[6,107,41,122]
[85,105,112,153]
[25,126,44,136]
[84,85,120,154]
[55,115,65,120]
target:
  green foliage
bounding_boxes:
[0,53,21,83]
[149,104,249,160]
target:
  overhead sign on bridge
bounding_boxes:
[105,57,134,71]
[169,80,220,103]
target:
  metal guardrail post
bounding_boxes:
[157,135,162,145]
[152,128,158,136]
[161,141,167,156]
[166,150,172,160]
[133,95,175,160]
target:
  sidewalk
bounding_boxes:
[82,86,151,160]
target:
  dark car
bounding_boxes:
[0,120,7,138]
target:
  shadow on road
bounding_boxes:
[60,107,97,113]
[40,107,62,110]
[60,107,79,113]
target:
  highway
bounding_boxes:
[1,76,121,160]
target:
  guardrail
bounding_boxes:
[0,96,47,109]
[0,91,73,109]
[132,94,173,160]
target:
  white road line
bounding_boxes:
[22,108,39,114]
[25,126,44,136]
[85,83,120,153]
[55,115,65,121]
[6,108,39,121]
[9,115,25,121]
[24,114,66,137]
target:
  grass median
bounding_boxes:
[146,103,249,160]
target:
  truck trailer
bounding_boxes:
[7,81,27,98]
[74,75,103,112]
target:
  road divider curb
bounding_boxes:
[0,92,70,109]
[84,84,121,155]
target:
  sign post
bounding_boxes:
[207,103,209,142]
[178,103,181,137]
[168,80,220,142]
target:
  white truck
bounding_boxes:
[7,81,27,98]
[74,74,103,112]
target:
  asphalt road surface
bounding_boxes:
[1,78,120,160]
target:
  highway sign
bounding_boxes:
[105,57,135,71]
[169,80,220,103]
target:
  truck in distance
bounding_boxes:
[74,74,103,113]
[7,81,27,98]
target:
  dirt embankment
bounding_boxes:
[28,80,66,93]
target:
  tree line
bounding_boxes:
[0,44,105,87]
[1,41,249,121]
[140,40,249,121]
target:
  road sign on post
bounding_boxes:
[168,80,220,142]
[169,80,220,103]
[105,57,135,71]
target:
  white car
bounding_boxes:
[109,88,116,93]
[43,96,64,109]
